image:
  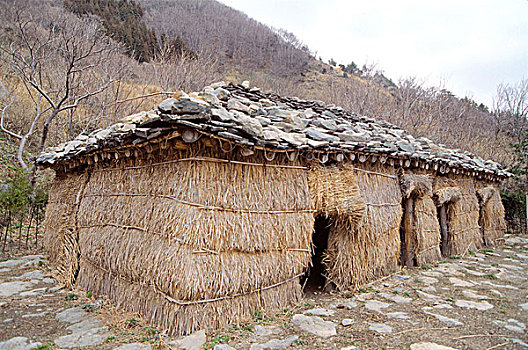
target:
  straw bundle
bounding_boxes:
[477,184,506,246]
[308,164,365,221]
[72,139,313,335]
[323,163,402,289]
[434,176,482,256]
[400,174,441,266]
[434,186,461,206]
[43,171,90,287]
[400,174,433,199]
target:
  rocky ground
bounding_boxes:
[0,234,527,350]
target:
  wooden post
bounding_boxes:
[525,193,528,234]
[403,198,415,267]
[439,204,449,256]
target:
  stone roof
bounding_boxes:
[36,81,509,179]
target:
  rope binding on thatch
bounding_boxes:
[79,222,311,254]
[81,255,303,306]
[83,193,315,214]
[94,156,310,172]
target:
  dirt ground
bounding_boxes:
[0,233,527,350]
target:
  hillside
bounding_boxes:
[0,0,515,169]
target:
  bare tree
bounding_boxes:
[493,79,528,144]
[0,1,128,182]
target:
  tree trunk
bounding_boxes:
[525,193,528,234]
[35,207,40,247]
[439,205,449,256]
[28,109,58,190]
[2,212,11,252]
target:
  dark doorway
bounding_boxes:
[301,216,331,293]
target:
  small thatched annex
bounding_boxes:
[37,82,510,335]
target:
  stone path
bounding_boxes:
[1,234,527,349]
[0,254,116,349]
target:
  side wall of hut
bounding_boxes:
[71,140,313,335]
[44,171,90,287]
[476,182,506,246]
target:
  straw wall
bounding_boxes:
[310,163,402,289]
[400,174,441,266]
[434,176,482,256]
[477,183,506,246]
[43,170,90,287]
[73,140,313,335]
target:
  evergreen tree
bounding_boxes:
[64,0,195,62]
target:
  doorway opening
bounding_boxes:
[301,215,331,293]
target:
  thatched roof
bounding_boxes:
[36,82,509,180]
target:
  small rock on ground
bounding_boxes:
[368,323,393,334]
[410,342,459,350]
[379,292,412,303]
[291,314,336,338]
[0,337,41,350]
[304,307,334,316]
[422,308,463,326]
[113,344,152,350]
[55,307,88,323]
[455,299,493,310]
[169,329,206,350]
[0,259,28,268]
[249,336,298,350]
[0,281,34,297]
[419,276,439,284]
[416,290,441,302]
[15,270,44,280]
[214,345,237,350]
[461,290,488,299]
[448,277,476,287]
[254,325,282,336]
[54,317,110,348]
[385,312,410,320]
[493,319,526,333]
[363,299,391,313]
[341,318,354,326]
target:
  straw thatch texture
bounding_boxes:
[73,140,313,335]
[434,176,482,256]
[308,164,365,221]
[400,174,441,266]
[477,184,506,246]
[434,186,461,206]
[320,163,402,289]
[43,171,90,287]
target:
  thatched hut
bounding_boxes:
[37,82,509,334]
